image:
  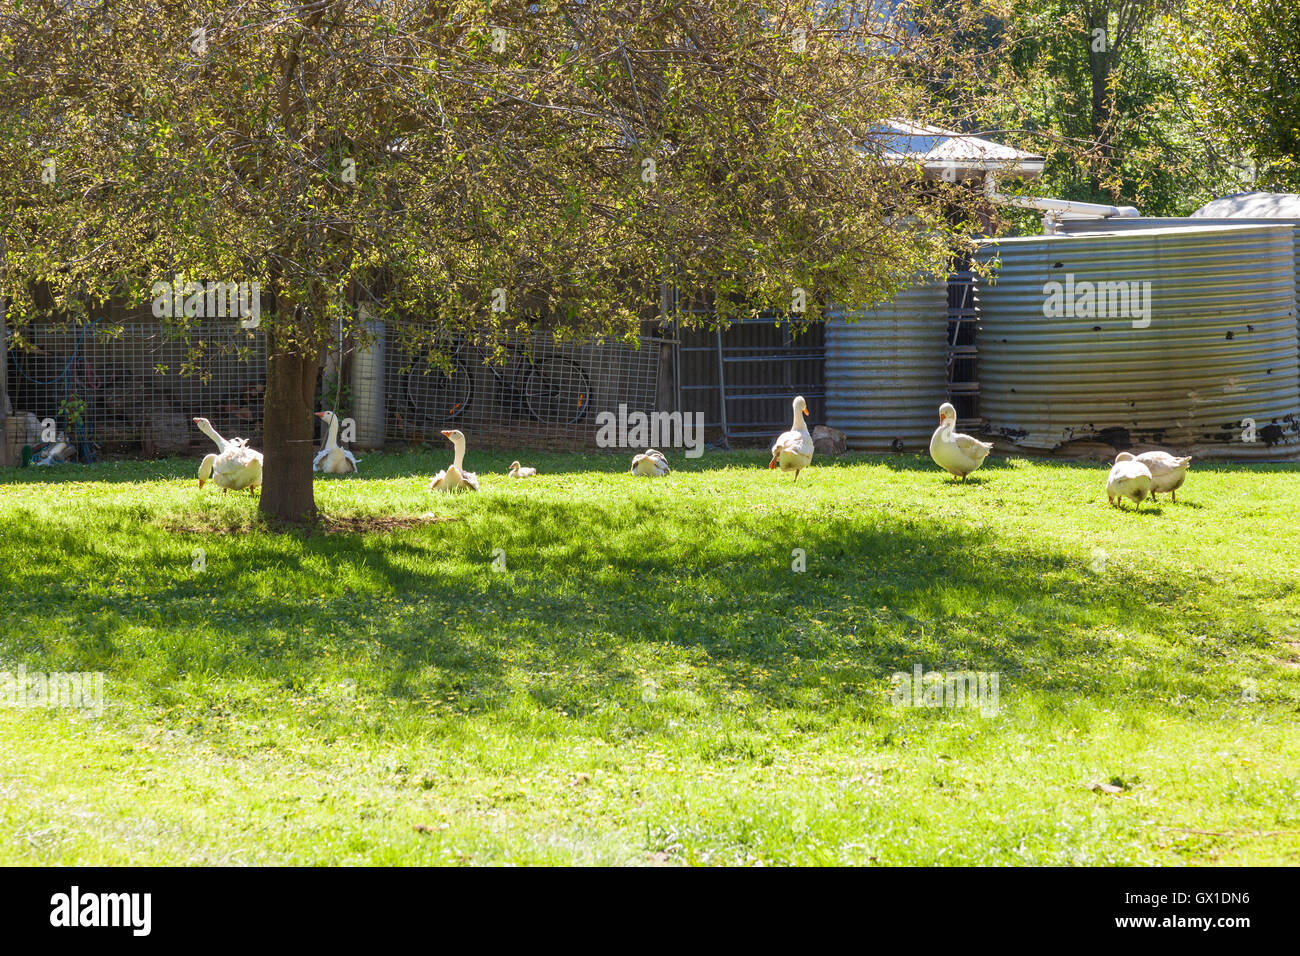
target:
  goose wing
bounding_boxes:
[771,429,813,458]
[214,448,262,490]
[952,431,993,455]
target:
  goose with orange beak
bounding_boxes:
[430,429,479,492]
[929,402,992,481]
[313,410,359,474]
[769,395,814,481]
[193,416,262,495]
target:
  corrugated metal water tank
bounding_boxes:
[825,279,948,451]
[1055,215,1300,329]
[976,224,1300,458]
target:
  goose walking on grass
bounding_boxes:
[193,417,262,495]
[630,449,670,477]
[313,411,359,474]
[769,395,814,481]
[508,460,538,478]
[1134,450,1192,502]
[430,429,479,492]
[929,402,992,481]
[1107,453,1153,509]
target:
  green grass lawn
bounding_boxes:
[1,448,1298,865]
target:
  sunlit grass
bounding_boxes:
[1,449,1298,864]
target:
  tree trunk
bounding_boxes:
[1088,7,1115,171]
[260,344,319,524]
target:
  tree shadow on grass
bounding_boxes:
[0,485,1266,733]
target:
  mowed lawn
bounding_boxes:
[1,449,1298,865]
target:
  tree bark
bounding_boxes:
[260,343,319,524]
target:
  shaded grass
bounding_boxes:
[1,450,1298,864]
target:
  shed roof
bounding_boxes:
[874,120,1044,180]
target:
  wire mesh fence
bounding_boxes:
[359,324,663,449]
[5,321,264,458]
[5,319,663,458]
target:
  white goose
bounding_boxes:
[313,411,359,474]
[1134,450,1192,502]
[769,395,814,481]
[1107,453,1153,508]
[430,429,479,492]
[508,460,538,478]
[630,449,670,477]
[929,402,992,481]
[193,416,263,495]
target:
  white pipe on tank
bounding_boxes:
[984,172,1139,221]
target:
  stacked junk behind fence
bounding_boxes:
[5,194,1300,464]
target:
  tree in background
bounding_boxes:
[988,0,1248,220]
[1174,0,1300,191]
[1,0,998,522]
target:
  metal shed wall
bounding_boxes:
[975,224,1300,458]
[825,280,949,451]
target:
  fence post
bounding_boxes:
[351,301,386,450]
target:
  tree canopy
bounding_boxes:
[2,0,1000,520]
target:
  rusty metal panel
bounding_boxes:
[825,279,949,451]
[975,224,1300,458]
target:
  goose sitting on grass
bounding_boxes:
[193,417,262,496]
[508,460,538,478]
[1107,453,1153,509]
[1134,450,1192,502]
[929,402,992,481]
[769,395,814,481]
[313,411,359,474]
[630,449,670,477]
[430,429,479,492]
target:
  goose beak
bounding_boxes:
[441,430,452,437]
[802,407,808,417]
[315,412,326,419]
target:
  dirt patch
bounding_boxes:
[156,512,461,536]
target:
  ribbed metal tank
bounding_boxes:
[975,224,1300,458]
[825,279,948,451]
[1055,216,1300,325]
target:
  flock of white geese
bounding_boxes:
[191,395,1192,508]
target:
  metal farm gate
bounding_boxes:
[674,315,826,446]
